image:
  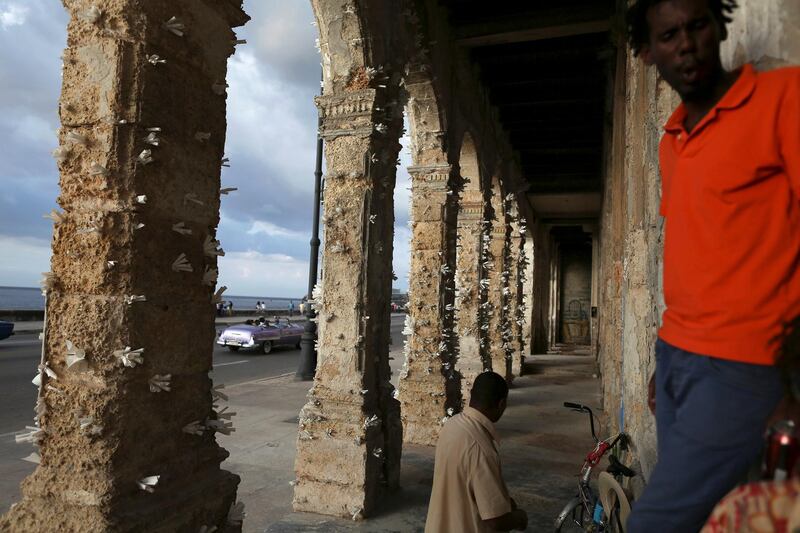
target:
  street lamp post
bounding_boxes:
[296,75,324,381]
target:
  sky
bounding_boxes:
[0,0,412,298]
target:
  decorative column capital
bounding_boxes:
[316,89,378,140]
[458,201,483,221]
[491,226,507,238]
[408,163,452,191]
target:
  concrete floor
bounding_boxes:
[0,315,408,516]
[1,321,602,531]
[218,353,602,532]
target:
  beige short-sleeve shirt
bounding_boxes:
[425,407,512,533]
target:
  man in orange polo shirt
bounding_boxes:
[624,0,800,531]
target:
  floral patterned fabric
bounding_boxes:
[701,480,800,533]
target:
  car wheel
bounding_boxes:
[261,341,273,354]
[227,346,240,352]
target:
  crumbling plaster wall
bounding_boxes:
[598,0,800,487]
[1,1,248,531]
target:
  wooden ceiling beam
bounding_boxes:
[517,147,602,156]
[458,19,611,48]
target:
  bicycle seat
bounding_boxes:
[607,455,636,478]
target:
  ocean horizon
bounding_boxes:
[0,286,303,311]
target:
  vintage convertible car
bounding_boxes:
[216,318,303,354]
[0,321,14,341]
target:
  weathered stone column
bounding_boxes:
[454,197,488,400]
[1,2,248,532]
[521,235,535,355]
[483,193,511,381]
[506,214,525,377]
[531,220,552,354]
[484,226,511,379]
[397,164,461,446]
[292,80,403,519]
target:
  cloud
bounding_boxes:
[247,220,306,240]
[393,226,411,291]
[219,250,308,297]
[0,0,414,296]
[0,234,50,286]
[242,0,320,88]
[0,3,28,29]
[395,129,413,227]
[0,0,66,249]
[225,49,318,198]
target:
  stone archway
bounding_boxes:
[396,69,463,446]
[453,131,489,401]
[483,173,512,382]
[291,0,412,520]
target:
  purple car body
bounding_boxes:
[217,318,303,354]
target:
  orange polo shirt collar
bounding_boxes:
[664,64,757,138]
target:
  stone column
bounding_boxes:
[397,164,461,446]
[1,2,248,532]
[292,82,403,519]
[531,221,552,354]
[521,236,535,355]
[454,198,487,401]
[506,219,525,377]
[484,223,511,381]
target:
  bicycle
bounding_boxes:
[554,402,636,532]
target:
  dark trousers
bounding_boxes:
[627,339,782,533]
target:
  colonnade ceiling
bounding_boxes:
[437,0,617,216]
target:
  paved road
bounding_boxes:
[0,314,406,512]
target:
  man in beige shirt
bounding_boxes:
[425,371,528,532]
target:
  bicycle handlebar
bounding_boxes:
[563,401,598,442]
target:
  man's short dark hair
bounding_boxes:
[626,0,739,56]
[470,371,509,407]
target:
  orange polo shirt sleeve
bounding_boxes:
[658,64,800,365]
[779,69,800,198]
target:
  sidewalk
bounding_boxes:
[218,352,602,532]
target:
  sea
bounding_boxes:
[0,286,301,311]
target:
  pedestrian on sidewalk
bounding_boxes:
[425,371,528,532]
[625,0,800,531]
